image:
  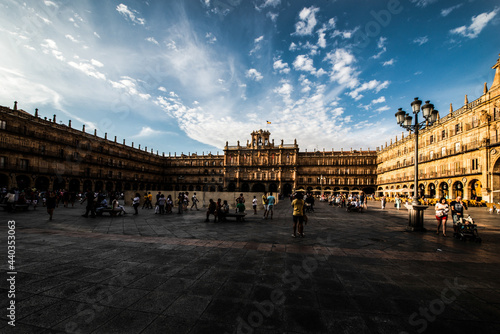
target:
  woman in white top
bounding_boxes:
[435,197,449,236]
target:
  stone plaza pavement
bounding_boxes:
[1,200,500,334]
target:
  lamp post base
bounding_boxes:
[406,204,428,232]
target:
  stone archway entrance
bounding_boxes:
[428,183,436,198]
[453,181,463,199]
[439,182,449,199]
[469,179,482,201]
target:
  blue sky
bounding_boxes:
[0,0,499,155]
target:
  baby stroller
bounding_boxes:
[454,215,481,242]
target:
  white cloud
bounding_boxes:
[158,86,167,92]
[109,76,150,99]
[246,68,263,81]
[273,58,290,74]
[348,80,390,101]
[68,61,106,80]
[413,36,428,45]
[116,4,146,25]
[371,36,387,59]
[382,58,395,66]
[166,40,178,51]
[256,0,281,11]
[289,42,297,51]
[372,96,386,104]
[293,54,315,72]
[41,39,65,61]
[249,35,264,55]
[273,81,294,105]
[293,6,319,36]
[324,48,359,89]
[132,126,164,138]
[441,4,463,17]
[267,12,278,22]
[65,34,79,43]
[450,9,498,39]
[375,105,390,114]
[91,59,104,68]
[205,32,217,44]
[146,37,159,45]
[410,0,437,8]
[44,1,58,7]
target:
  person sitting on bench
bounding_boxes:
[205,199,217,222]
[112,198,127,215]
[96,198,108,214]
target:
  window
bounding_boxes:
[455,142,461,153]
[441,130,446,140]
[108,171,113,177]
[0,120,6,130]
[0,156,5,168]
[40,145,46,154]
[495,108,500,121]
[429,135,434,144]
[441,147,446,156]
[430,151,434,160]
[472,158,479,170]
[472,116,479,128]
[455,123,461,134]
[20,159,29,170]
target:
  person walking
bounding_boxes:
[132,193,140,215]
[291,192,305,238]
[435,197,449,236]
[46,191,56,220]
[191,192,199,210]
[381,195,386,209]
[265,192,276,219]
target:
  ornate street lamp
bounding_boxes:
[395,98,438,231]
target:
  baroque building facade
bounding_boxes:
[377,54,500,203]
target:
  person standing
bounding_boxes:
[381,195,386,209]
[178,192,184,214]
[157,194,166,215]
[81,189,96,218]
[262,192,269,219]
[265,192,276,219]
[291,192,305,238]
[395,194,401,210]
[46,191,56,220]
[252,196,258,214]
[435,197,449,236]
[450,196,467,235]
[132,193,140,215]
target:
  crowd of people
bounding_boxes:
[1,185,474,241]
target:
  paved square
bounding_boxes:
[1,201,500,333]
